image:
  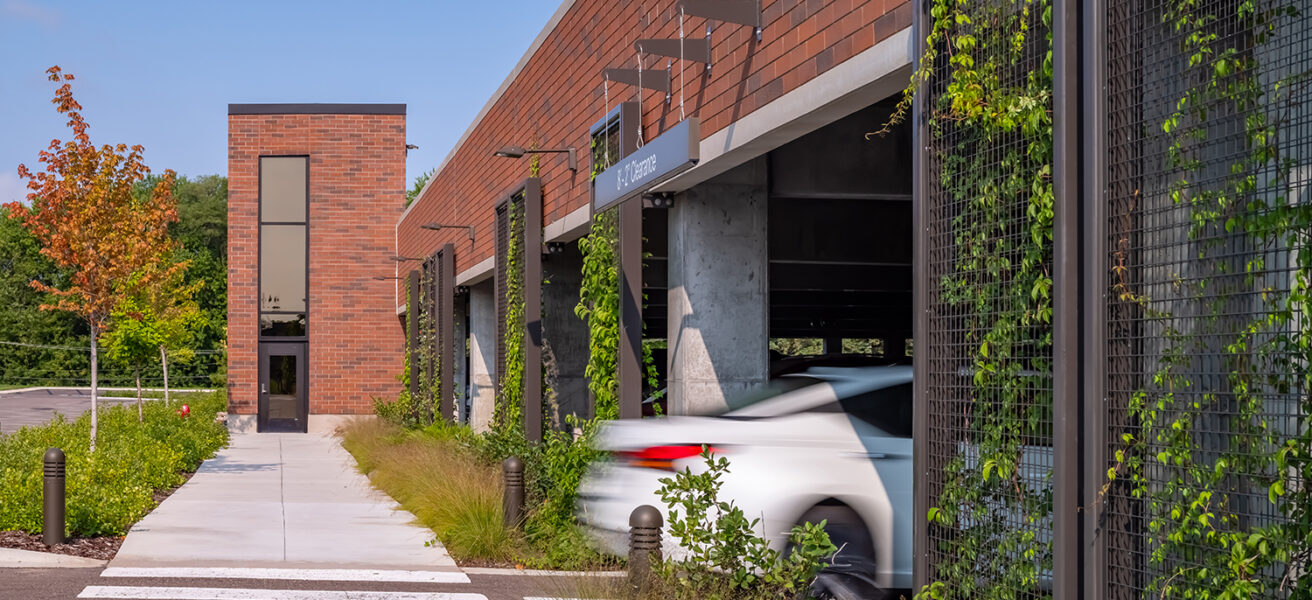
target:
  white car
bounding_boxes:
[577,365,913,596]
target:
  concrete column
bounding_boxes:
[667,159,769,415]
[467,280,497,432]
[543,243,590,427]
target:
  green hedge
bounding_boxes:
[0,391,228,537]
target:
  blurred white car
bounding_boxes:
[577,365,913,595]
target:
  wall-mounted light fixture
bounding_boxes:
[372,275,405,281]
[389,256,423,262]
[405,144,419,155]
[455,285,470,296]
[545,242,567,255]
[493,145,578,173]
[421,223,475,242]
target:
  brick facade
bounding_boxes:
[397,0,911,275]
[228,109,406,419]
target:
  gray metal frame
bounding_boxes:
[409,269,420,404]
[911,0,931,589]
[523,179,543,442]
[439,243,456,423]
[1052,0,1084,595]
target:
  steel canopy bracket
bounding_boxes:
[602,67,673,103]
[633,37,713,76]
[680,0,762,41]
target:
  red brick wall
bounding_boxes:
[228,112,406,416]
[397,0,911,276]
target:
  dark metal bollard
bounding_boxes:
[43,447,65,547]
[502,456,525,529]
[628,505,663,591]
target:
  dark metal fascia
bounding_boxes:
[228,103,406,115]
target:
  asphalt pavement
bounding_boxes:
[0,568,622,600]
[0,388,137,434]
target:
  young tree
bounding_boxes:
[103,265,199,420]
[103,293,163,422]
[7,66,180,449]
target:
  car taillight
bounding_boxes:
[617,445,718,471]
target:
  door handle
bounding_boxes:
[261,383,268,394]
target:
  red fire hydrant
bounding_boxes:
[178,404,190,419]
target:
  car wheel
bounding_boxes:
[796,505,887,600]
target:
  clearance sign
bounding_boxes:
[593,118,700,212]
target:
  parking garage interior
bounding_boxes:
[652,97,913,415]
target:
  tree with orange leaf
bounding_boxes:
[7,66,182,450]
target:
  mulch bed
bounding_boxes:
[0,470,197,561]
[0,530,121,560]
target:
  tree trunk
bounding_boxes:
[136,367,143,423]
[89,322,99,452]
[160,345,170,407]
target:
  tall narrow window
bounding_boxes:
[260,156,308,337]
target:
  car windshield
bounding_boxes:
[698,376,822,416]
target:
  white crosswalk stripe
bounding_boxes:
[99,567,470,584]
[77,586,486,600]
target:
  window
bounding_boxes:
[840,383,913,438]
[770,337,823,357]
[842,338,886,356]
[260,156,308,338]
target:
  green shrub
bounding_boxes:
[0,390,228,537]
[656,448,836,599]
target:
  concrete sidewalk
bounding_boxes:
[111,432,461,574]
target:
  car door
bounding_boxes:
[839,382,915,589]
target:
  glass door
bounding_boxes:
[259,342,307,432]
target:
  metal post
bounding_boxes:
[408,270,420,405]
[440,243,455,423]
[524,179,543,442]
[502,456,525,529]
[43,447,65,546]
[1082,0,1109,596]
[910,0,932,588]
[618,197,643,420]
[1053,0,1085,597]
[628,505,663,591]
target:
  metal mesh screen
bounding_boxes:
[1103,0,1312,596]
[435,246,449,421]
[495,201,509,390]
[919,0,1055,597]
[419,252,438,420]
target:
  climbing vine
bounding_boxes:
[1101,2,1312,597]
[576,209,622,419]
[902,0,1310,597]
[495,198,526,438]
[902,0,1056,598]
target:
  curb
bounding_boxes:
[0,547,108,568]
[0,387,216,396]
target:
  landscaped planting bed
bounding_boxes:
[0,390,228,557]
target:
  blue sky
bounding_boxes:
[0,0,562,204]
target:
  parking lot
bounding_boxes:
[0,388,138,435]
